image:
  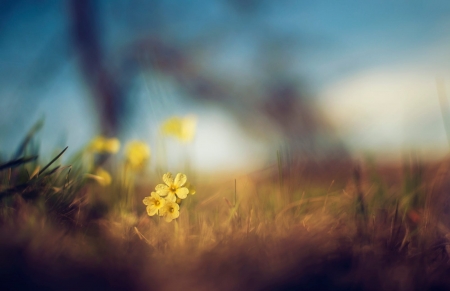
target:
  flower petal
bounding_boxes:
[157,197,166,208]
[143,197,151,205]
[175,187,189,199]
[163,172,174,186]
[164,214,174,222]
[169,210,180,221]
[164,210,179,222]
[155,184,169,196]
[166,193,177,202]
[147,205,158,216]
[150,192,160,199]
[174,173,187,187]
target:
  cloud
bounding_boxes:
[319,66,450,159]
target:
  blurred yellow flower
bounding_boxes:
[161,115,197,143]
[89,136,121,154]
[159,200,180,222]
[143,192,166,216]
[125,140,150,170]
[85,167,112,186]
[185,182,196,195]
[155,172,189,202]
[96,167,112,186]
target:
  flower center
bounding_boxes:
[170,185,177,192]
[169,207,174,213]
[155,200,160,206]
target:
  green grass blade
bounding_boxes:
[39,146,68,176]
[0,156,38,172]
[13,118,44,159]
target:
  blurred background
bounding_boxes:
[2,0,450,174]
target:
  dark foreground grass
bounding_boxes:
[1,146,450,290]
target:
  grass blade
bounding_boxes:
[13,118,44,159]
[39,146,68,176]
[0,156,38,172]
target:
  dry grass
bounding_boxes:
[1,141,450,290]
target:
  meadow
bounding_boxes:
[1,119,450,291]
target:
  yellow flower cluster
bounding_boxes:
[143,172,195,222]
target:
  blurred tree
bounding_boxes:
[68,0,346,161]
[70,0,125,136]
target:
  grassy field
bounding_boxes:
[1,129,450,290]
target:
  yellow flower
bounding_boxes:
[125,141,151,170]
[159,200,180,222]
[155,172,189,202]
[96,167,112,186]
[85,167,112,186]
[89,136,121,154]
[161,115,197,143]
[143,192,166,216]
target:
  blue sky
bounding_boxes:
[2,1,450,171]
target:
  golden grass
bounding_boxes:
[1,141,450,290]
